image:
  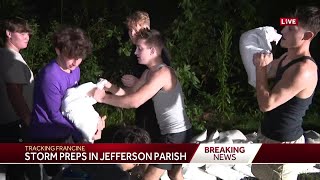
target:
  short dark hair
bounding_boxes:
[292,6,320,35]
[1,17,32,43]
[135,29,165,50]
[112,126,151,144]
[53,26,92,59]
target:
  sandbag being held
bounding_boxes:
[239,26,282,87]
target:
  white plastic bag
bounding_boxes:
[61,79,109,143]
[239,26,282,87]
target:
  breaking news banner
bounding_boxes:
[0,144,320,164]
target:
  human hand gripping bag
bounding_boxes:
[239,26,282,87]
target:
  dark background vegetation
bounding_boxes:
[1,0,320,140]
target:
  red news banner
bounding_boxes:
[0,144,319,164]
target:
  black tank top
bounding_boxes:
[261,56,316,141]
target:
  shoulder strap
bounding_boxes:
[156,63,166,70]
[278,56,314,74]
[272,56,314,89]
[145,64,166,79]
[275,54,287,78]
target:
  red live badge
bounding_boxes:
[280,18,298,26]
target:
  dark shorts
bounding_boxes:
[0,120,39,179]
[152,128,193,170]
[160,128,193,144]
[135,99,161,143]
[0,120,25,142]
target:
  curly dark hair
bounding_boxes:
[53,26,92,59]
[112,126,151,144]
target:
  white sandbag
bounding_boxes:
[215,136,233,144]
[206,164,248,180]
[233,164,255,177]
[182,164,217,180]
[207,130,220,142]
[219,129,247,141]
[239,26,282,87]
[304,130,320,143]
[62,82,98,112]
[61,81,107,143]
[190,129,207,143]
[245,132,258,143]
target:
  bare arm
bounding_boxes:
[104,84,126,96]
[99,68,170,108]
[255,53,316,112]
[121,70,149,93]
[127,70,149,93]
[96,79,126,96]
[99,70,149,96]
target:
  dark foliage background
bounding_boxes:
[1,0,320,139]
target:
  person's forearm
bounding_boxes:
[122,84,141,94]
[106,83,126,96]
[102,94,139,109]
[256,66,271,111]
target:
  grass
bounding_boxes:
[303,110,320,133]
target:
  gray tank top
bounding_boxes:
[150,64,192,135]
